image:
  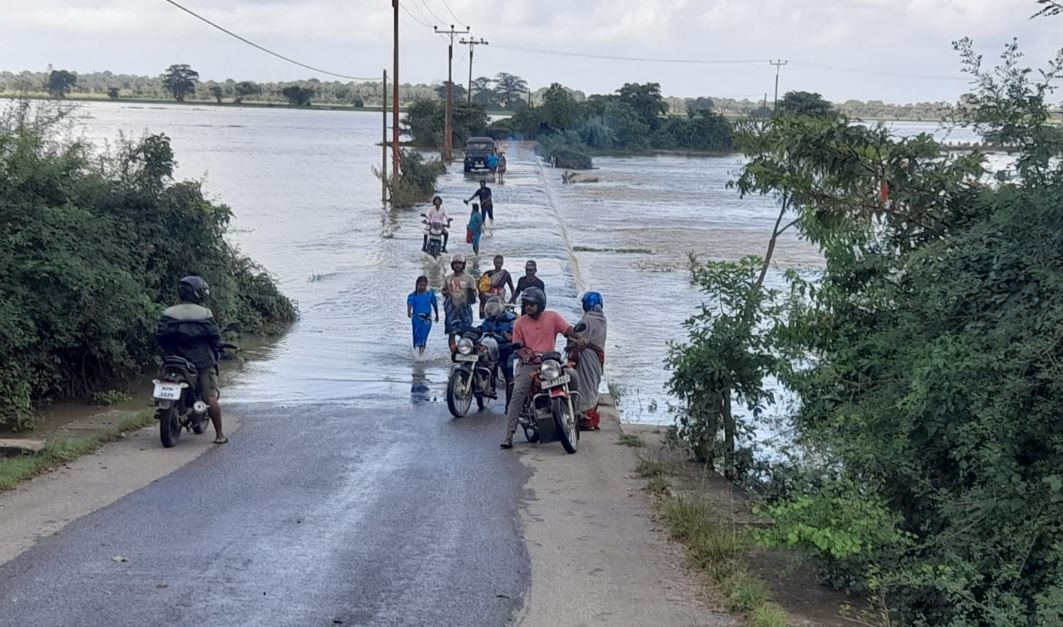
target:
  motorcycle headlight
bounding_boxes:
[540,359,563,381]
[457,338,475,355]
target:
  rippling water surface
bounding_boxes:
[71,101,962,424]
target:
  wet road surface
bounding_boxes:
[0,402,531,626]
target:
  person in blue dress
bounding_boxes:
[479,296,517,411]
[467,203,484,255]
[407,276,438,356]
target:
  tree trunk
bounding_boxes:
[722,390,735,480]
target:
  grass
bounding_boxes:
[0,410,154,492]
[617,433,645,448]
[645,476,671,494]
[636,459,666,478]
[653,475,789,627]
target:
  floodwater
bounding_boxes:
[64,101,969,425]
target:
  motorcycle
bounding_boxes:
[420,215,451,259]
[151,343,236,448]
[511,322,586,454]
[446,328,503,417]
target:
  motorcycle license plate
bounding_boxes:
[455,354,479,362]
[153,382,182,401]
[541,374,570,389]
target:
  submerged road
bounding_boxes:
[0,401,532,626]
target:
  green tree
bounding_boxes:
[616,82,668,131]
[603,102,650,150]
[471,76,496,107]
[689,96,715,112]
[281,85,314,107]
[209,85,224,104]
[493,72,529,109]
[775,90,833,117]
[107,87,120,101]
[539,83,580,131]
[233,81,261,104]
[46,70,77,98]
[161,64,199,102]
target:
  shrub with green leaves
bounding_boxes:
[0,101,296,429]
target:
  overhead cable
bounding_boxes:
[160,0,376,81]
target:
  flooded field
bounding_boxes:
[63,101,962,426]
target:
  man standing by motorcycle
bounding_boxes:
[423,196,451,253]
[480,296,517,412]
[155,276,227,444]
[442,254,478,352]
[571,292,607,430]
[500,287,583,449]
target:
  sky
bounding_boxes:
[0,0,1060,103]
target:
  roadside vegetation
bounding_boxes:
[0,100,297,430]
[665,29,1063,626]
[0,410,154,491]
[378,149,446,208]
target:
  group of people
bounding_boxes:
[421,180,495,256]
[408,182,608,448]
[486,147,507,184]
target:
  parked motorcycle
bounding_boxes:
[511,322,586,454]
[420,215,451,259]
[151,343,235,448]
[446,328,503,417]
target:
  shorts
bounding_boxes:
[198,368,220,401]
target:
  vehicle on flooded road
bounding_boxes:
[463,136,496,173]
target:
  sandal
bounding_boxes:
[213,436,229,444]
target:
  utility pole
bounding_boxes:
[382,68,388,204]
[460,37,488,105]
[770,59,788,108]
[434,24,469,161]
[392,0,400,177]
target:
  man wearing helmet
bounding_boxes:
[479,296,517,411]
[501,287,583,449]
[156,276,228,444]
[572,292,607,430]
[423,196,451,253]
[442,254,478,351]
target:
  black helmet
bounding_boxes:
[178,276,210,303]
[520,287,546,310]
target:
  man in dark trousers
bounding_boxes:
[464,179,494,224]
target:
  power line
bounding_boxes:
[789,60,969,82]
[439,0,467,27]
[418,0,447,25]
[160,0,375,81]
[398,2,433,28]
[490,44,769,65]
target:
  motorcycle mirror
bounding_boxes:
[573,322,588,333]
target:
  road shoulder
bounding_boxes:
[515,397,737,626]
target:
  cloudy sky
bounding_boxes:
[0,0,1059,102]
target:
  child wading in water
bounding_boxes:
[407,276,439,357]
[467,203,484,256]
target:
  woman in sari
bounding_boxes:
[572,292,607,430]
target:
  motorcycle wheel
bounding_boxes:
[446,371,473,417]
[159,406,181,448]
[552,397,578,454]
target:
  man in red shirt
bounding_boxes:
[501,287,583,449]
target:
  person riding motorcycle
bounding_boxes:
[479,296,517,412]
[423,196,450,253]
[501,287,583,449]
[155,276,227,444]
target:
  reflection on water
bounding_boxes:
[66,101,964,427]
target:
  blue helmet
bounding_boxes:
[581,291,603,312]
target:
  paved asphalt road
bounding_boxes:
[0,400,532,626]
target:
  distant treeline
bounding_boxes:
[1,68,957,120]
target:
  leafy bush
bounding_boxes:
[0,101,296,429]
[403,99,488,148]
[537,131,593,169]
[382,149,445,208]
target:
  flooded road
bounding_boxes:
[72,101,960,425]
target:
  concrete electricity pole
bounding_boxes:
[460,37,488,105]
[770,59,788,108]
[435,24,469,161]
[392,0,400,176]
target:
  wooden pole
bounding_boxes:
[392,0,400,176]
[382,68,388,204]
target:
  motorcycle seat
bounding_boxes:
[162,355,199,374]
